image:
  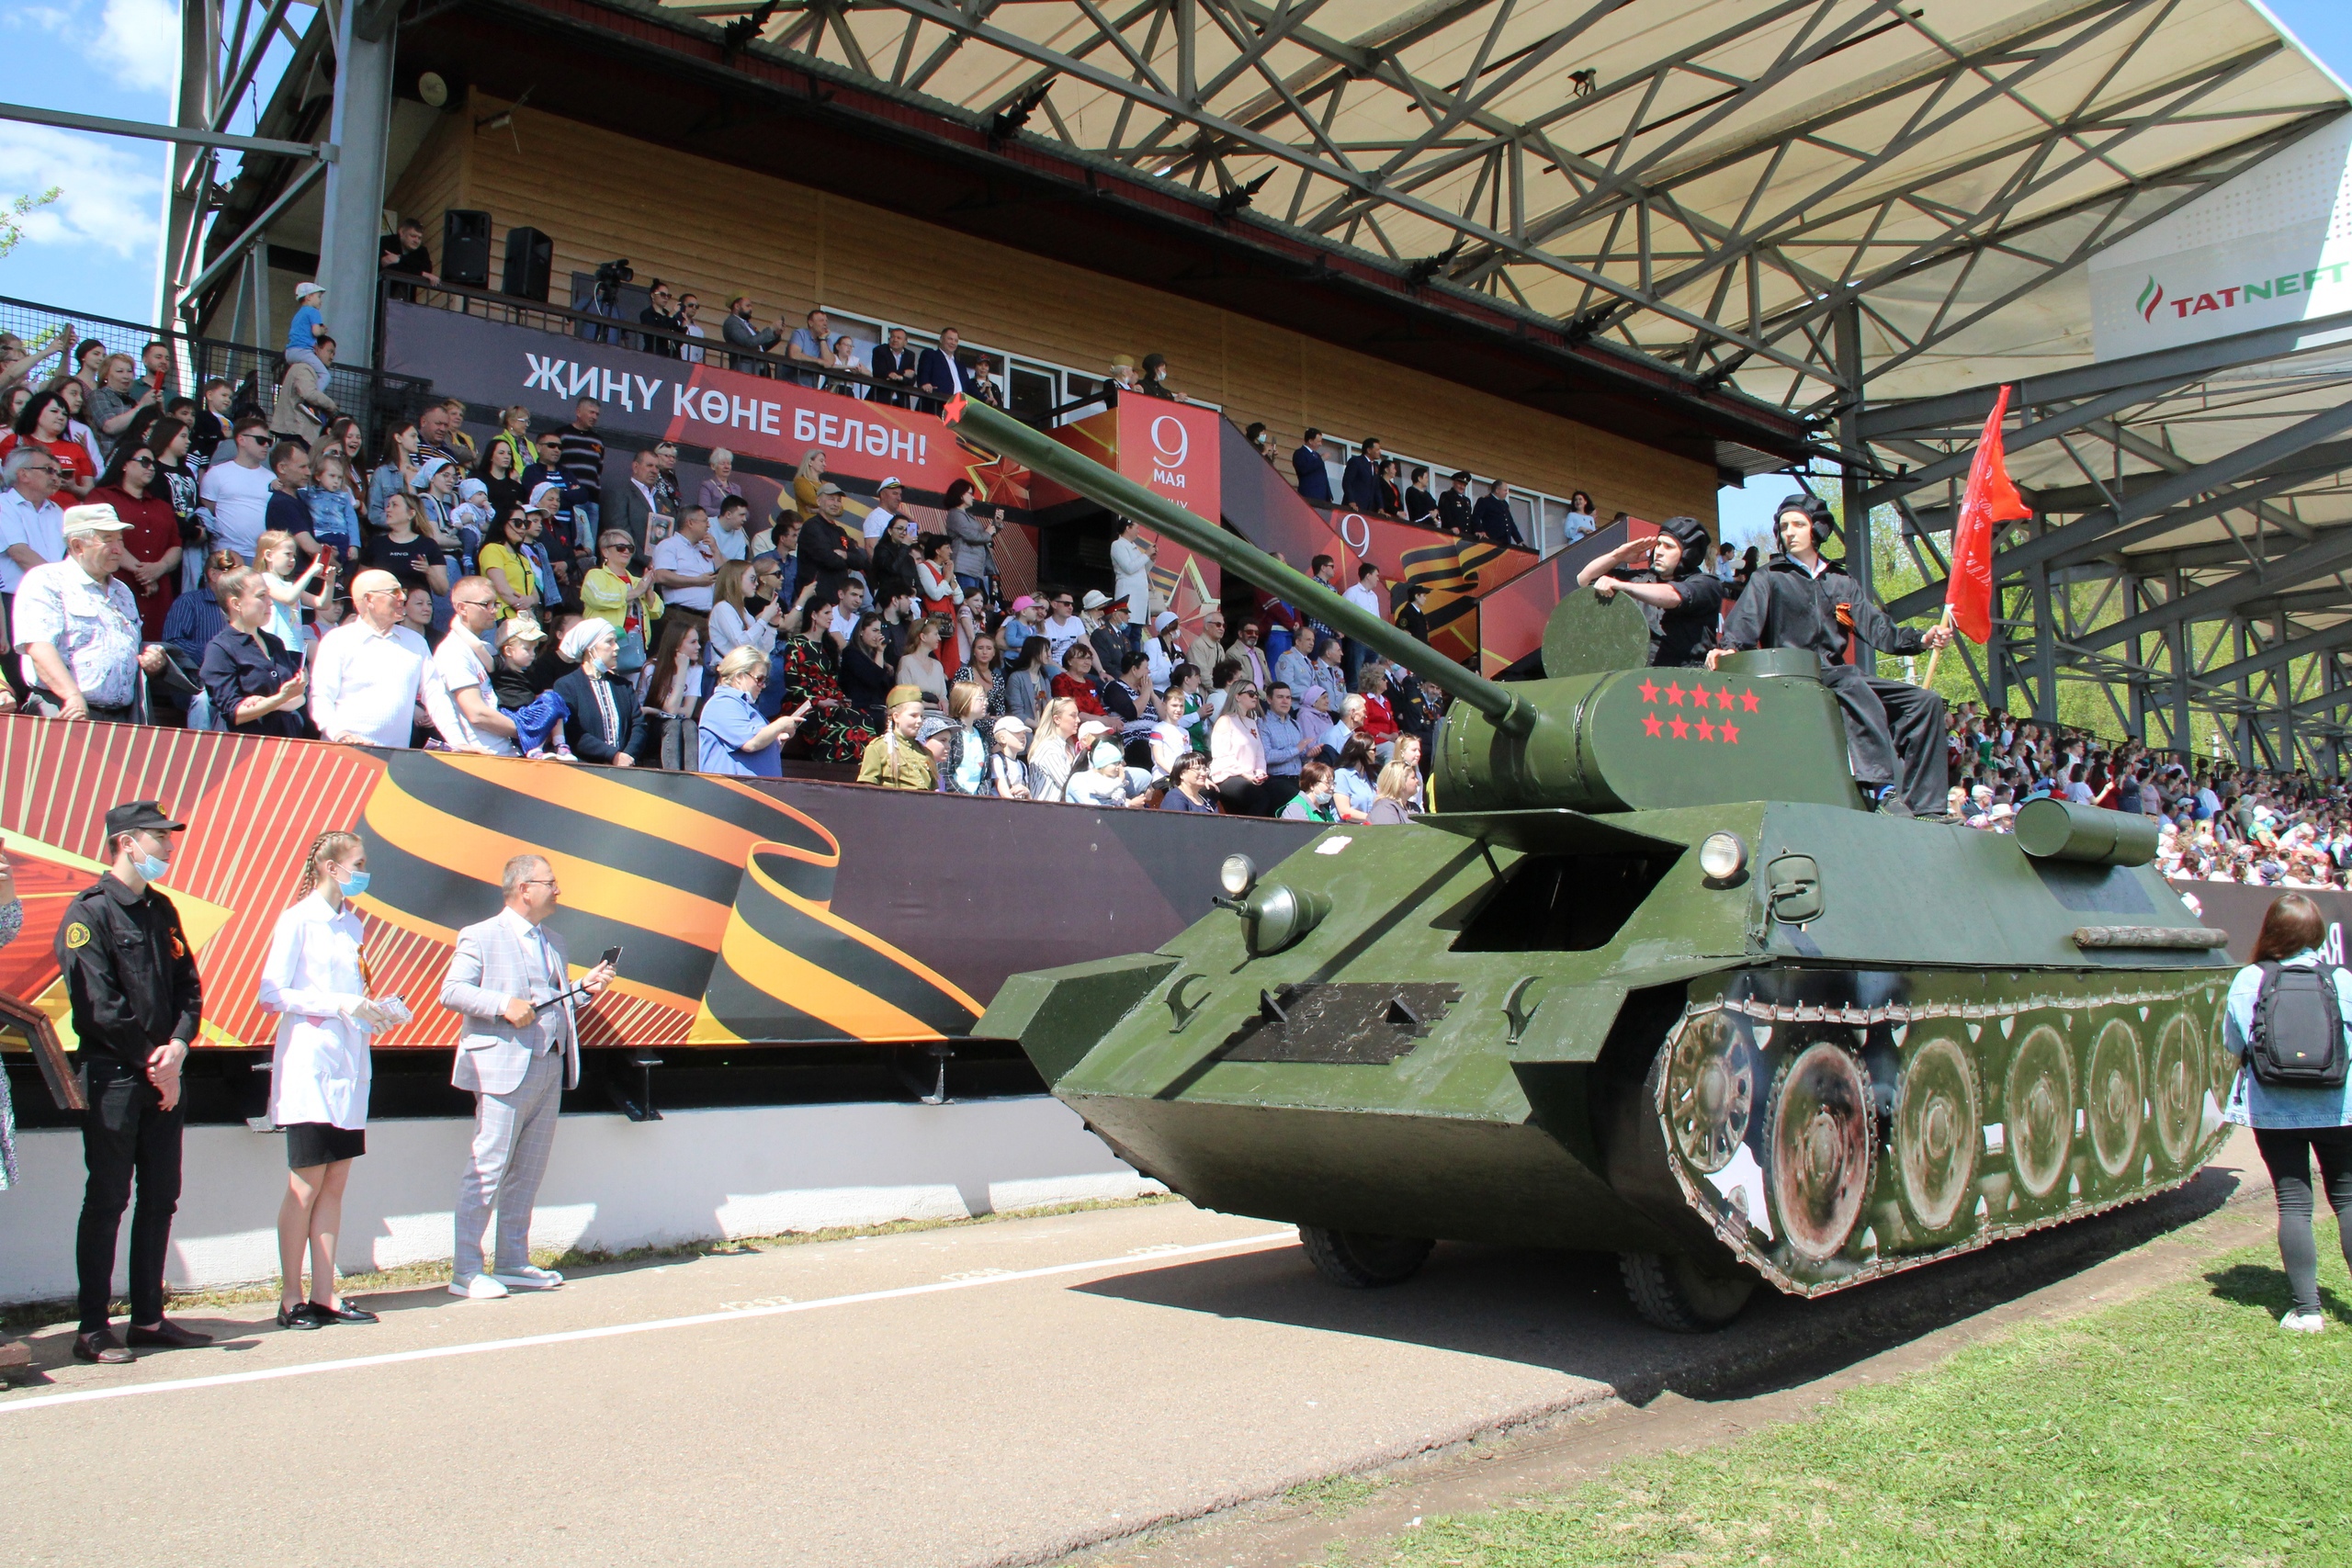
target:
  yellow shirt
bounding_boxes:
[476,543,532,618]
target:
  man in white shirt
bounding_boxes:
[650,506,718,665]
[0,446,69,596]
[311,569,431,747]
[710,496,752,564]
[424,577,519,755]
[1039,589,1086,665]
[16,504,163,720]
[862,478,906,542]
[1341,565,1384,687]
[197,414,274,562]
[825,580,867,649]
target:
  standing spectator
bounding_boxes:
[1472,479,1526,546]
[163,550,239,677]
[723,297,783,374]
[55,799,209,1364]
[87,438,180,638]
[440,855,616,1297]
[1343,563,1385,680]
[258,829,398,1329]
[943,479,1001,599]
[608,446,666,554]
[858,686,935,789]
[269,335,338,446]
[1395,581,1431,644]
[298,448,362,570]
[1437,470,1475,535]
[787,308,831,387]
[1564,490,1597,544]
[914,326,967,412]
[310,570,430,747]
[485,404,534,480]
[796,482,867,604]
[915,534,958,619]
[1136,352,1174,399]
[139,342,175,397]
[712,495,753,565]
[581,526,658,668]
[838,612,897,724]
[198,415,274,562]
[17,505,162,720]
[824,333,866,396]
[187,378,233,468]
[1341,438,1384,513]
[863,477,910,545]
[87,354,159,462]
[51,378,107,480]
[638,280,684,355]
[1377,457,1406,517]
[1404,467,1436,527]
[4,389,100,495]
[1091,598,1136,680]
[520,430,566,518]
[966,357,1006,409]
[149,415,204,588]
[650,503,717,661]
[262,439,321,582]
[552,618,644,766]
[699,447,744,519]
[379,217,438,296]
[200,567,308,737]
[870,327,918,407]
[367,419,419,529]
[1209,682,1270,816]
[423,578,517,755]
[557,399,605,543]
[678,293,708,363]
[476,510,542,623]
[359,492,449,598]
[1293,428,1331,504]
[708,558,780,670]
[646,625,704,769]
[651,441,683,522]
[1110,516,1155,625]
[698,646,806,776]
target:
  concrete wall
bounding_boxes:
[0,1096,1155,1305]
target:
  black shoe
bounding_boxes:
[317,1300,379,1325]
[125,1319,213,1350]
[277,1302,332,1330]
[73,1330,134,1364]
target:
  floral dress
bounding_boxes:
[779,636,877,763]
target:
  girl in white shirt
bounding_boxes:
[256,830,406,1330]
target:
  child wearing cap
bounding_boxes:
[857,685,935,790]
[285,284,329,378]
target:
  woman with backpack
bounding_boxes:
[2225,892,2352,1332]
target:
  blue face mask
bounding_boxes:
[337,868,371,897]
[134,852,169,882]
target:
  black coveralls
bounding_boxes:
[54,874,204,1331]
[1721,553,1948,814]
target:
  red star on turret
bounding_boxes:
[1740,690,1759,713]
[1721,722,1740,744]
[1664,682,1685,705]
[1696,718,1715,740]
[1669,716,1690,739]
[1690,686,1711,709]
[1643,713,1663,737]
[1638,679,1659,704]
[1717,686,1736,708]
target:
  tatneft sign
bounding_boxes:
[2088,118,2352,359]
[380,303,994,496]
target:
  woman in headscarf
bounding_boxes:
[551,618,645,766]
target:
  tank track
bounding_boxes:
[1649,966,2232,1297]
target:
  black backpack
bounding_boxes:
[2249,963,2349,1088]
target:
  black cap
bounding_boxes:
[104,800,186,840]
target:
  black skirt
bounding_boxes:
[285,1122,367,1168]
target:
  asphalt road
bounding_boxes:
[0,1136,2260,1568]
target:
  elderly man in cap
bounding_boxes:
[16,503,165,721]
[56,799,209,1363]
[862,477,909,543]
[1715,493,1954,817]
[796,481,868,604]
[857,685,935,789]
[311,568,431,748]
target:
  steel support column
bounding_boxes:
[1835,299,1871,675]
[316,0,395,366]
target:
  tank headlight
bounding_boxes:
[1698,831,1747,885]
[1219,853,1258,897]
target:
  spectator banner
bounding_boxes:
[0,717,1311,1055]
[379,303,1028,507]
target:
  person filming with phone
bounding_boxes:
[697,645,808,776]
[439,855,616,1299]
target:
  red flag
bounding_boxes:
[1947,384,2031,644]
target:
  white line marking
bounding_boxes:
[0,1230,1296,1416]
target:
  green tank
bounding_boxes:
[946,397,2238,1330]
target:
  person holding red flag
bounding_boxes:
[1713,492,1955,817]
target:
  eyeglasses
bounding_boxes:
[237,432,267,444]
[522,877,560,892]
[125,455,154,467]
[454,597,497,611]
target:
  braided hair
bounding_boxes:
[295,829,364,902]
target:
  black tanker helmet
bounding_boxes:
[1775,491,1836,543]
[1655,515,1711,579]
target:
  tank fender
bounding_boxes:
[1506,959,1748,1064]
[976,954,1180,1089]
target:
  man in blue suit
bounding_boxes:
[1471,479,1526,547]
[914,326,969,414]
[1293,428,1331,505]
[1340,436,1385,513]
[870,327,918,408]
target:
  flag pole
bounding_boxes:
[1920,604,1953,688]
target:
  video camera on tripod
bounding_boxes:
[572,258,635,344]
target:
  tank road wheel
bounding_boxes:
[1299,1226,1434,1288]
[1667,1011,1755,1173]
[2148,1013,2206,1172]
[1894,1036,1981,1234]
[2086,1020,2146,1181]
[1620,1252,1756,1333]
[1764,1043,1877,1263]
[2005,1025,2075,1202]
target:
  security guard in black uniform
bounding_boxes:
[55,799,209,1364]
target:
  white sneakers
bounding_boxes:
[449,1274,509,1299]
[2281,1309,2325,1333]
[490,1265,565,1291]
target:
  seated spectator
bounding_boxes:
[17,504,161,720]
[1102,649,1151,730]
[1159,751,1219,814]
[360,492,450,598]
[1366,761,1420,824]
[839,612,897,725]
[1208,682,1270,817]
[401,586,436,648]
[1280,761,1340,824]
[897,615,952,709]
[932,682,992,795]
[1066,741,1153,808]
[201,566,309,738]
[1332,736,1379,822]
[3,389,100,496]
[699,645,807,776]
[476,509,542,623]
[310,570,430,747]
[775,601,876,764]
[646,625,705,770]
[1006,633,1055,725]
[987,713,1036,798]
[1025,696,1084,801]
[1052,641,1108,716]
[709,559,781,668]
[951,630,1006,717]
[858,686,935,789]
[550,618,644,766]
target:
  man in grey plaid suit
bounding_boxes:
[440,853,616,1298]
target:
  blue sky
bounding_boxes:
[4,0,2346,536]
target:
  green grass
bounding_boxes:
[1379,1223,2350,1568]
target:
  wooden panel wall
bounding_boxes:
[387,96,1719,528]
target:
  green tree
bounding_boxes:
[0,187,62,260]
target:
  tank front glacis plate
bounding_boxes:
[1651,964,2233,1296]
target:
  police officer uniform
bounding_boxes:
[55,799,209,1361]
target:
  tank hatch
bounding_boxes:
[1222,982,1466,1066]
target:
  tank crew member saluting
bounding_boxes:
[1711,493,1953,817]
[55,799,210,1364]
[1577,516,1724,668]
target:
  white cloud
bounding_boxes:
[98,0,179,94]
[0,122,163,258]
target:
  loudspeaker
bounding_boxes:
[501,225,553,301]
[443,209,492,288]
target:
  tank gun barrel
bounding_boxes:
[942,397,1540,737]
